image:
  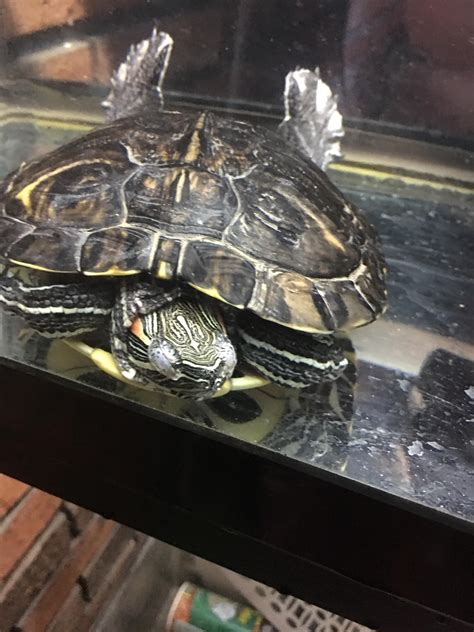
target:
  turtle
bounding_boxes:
[0,30,387,399]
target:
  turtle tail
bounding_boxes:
[102,28,174,122]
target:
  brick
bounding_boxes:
[4,0,144,39]
[45,583,85,632]
[61,502,96,537]
[49,536,140,632]
[17,516,116,631]
[82,525,139,599]
[0,512,71,630]
[0,475,30,520]
[17,37,117,84]
[94,538,168,631]
[0,488,61,584]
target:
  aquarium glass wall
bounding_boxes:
[0,1,473,525]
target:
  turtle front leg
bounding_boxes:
[0,273,115,337]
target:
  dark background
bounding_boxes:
[3,0,474,140]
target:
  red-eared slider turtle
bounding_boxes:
[0,30,387,399]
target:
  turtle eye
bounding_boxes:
[148,338,180,380]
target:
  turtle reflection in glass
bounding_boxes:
[0,30,387,399]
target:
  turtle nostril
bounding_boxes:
[210,374,228,396]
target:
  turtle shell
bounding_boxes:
[0,110,387,333]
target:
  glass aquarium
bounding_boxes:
[1,0,473,534]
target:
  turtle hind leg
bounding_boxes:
[103,29,173,121]
[0,275,115,337]
[278,68,343,170]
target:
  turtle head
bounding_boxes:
[148,330,236,384]
[130,296,237,397]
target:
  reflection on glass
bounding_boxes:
[3,1,472,139]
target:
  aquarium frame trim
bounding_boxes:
[0,359,472,632]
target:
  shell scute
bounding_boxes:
[124,166,236,238]
[225,171,360,278]
[7,226,82,271]
[4,141,132,231]
[0,217,34,260]
[81,225,157,274]
[181,241,256,308]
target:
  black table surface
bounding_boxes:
[0,96,473,632]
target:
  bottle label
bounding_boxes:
[167,582,275,632]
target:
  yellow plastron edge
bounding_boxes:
[62,340,269,397]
